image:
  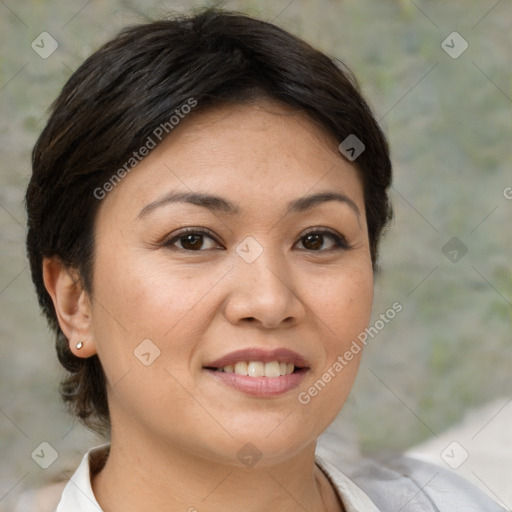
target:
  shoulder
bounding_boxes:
[316,434,506,511]
[339,455,506,512]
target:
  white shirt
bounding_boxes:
[55,443,380,512]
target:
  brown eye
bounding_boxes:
[163,229,221,251]
[296,230,350,251]
[302,233,325,250]
[180,233,206,250]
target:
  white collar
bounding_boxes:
[55,444,380,511]
[315,455,381,512]
[55,444,107,512]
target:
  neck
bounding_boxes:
[92,431,343,512]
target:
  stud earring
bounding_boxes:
[76,341,84,350]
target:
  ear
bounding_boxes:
[43,257,97,358]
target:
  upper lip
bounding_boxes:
[204,348,309,369]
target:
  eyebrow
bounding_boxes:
[138,190,360,219]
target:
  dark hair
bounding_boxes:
[25,7,392,434]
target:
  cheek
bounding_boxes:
[92,249,197,333]
[301,263,373,411]
[313,261,374,343]
[87,253,209,419]
[89,249,233,371]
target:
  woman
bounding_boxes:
[25,8,504,512]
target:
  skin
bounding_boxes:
[44,100,374,512]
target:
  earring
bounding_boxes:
[76,341,84,350]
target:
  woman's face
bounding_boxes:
[87,101,373,466]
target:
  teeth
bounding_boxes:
[234,361,248,375]
[248,361,265,377]
[218,361,296,377]
[264,361,280,377]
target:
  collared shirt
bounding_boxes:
[55,443,381,512]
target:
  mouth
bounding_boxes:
[204,361,306,377]
[203,348,309,397]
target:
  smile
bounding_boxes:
[203,348,310,397]
[210,361,296,377]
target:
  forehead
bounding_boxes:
[98,100,365,220]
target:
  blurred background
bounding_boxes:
[0,0,510,510]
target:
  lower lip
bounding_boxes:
[205,369,307,397]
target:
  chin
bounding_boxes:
[195,415,322,468]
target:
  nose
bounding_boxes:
[223,249,305,329]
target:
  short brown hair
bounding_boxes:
[25,7,392,434]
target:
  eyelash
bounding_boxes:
[161,227,351,253]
